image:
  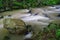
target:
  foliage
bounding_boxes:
[41,0,59,6]
[0,0,3,8]
[56,29,60,37]
[13,0,39,9]
[0,0,60,10]
[33,22,60,40]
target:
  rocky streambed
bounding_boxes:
[0,6,60,40]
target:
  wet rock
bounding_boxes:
[0,16,4,19]
[24,32,33,40]
[56,7,60,9]
[28,10,31,13]
[8,15,11,17]
[57,14,60,17]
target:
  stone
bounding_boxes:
[4,18,26,34]
[0,16,4,19]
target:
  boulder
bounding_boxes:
[4,18,26,34]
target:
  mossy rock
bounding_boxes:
[3,18,26,34]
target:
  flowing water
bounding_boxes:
[0,7,60,40]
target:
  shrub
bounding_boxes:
[0,0,60,9]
